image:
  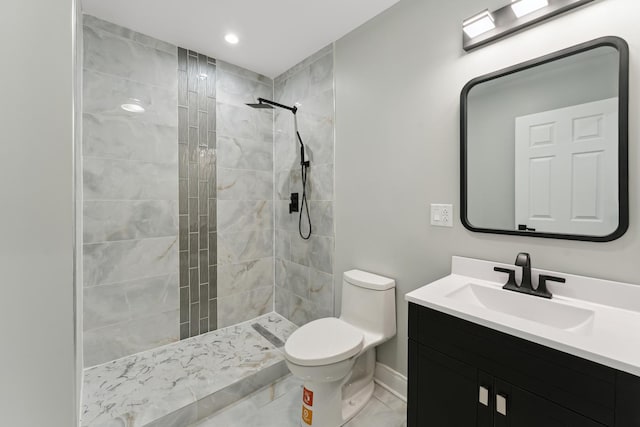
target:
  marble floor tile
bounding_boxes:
[82,313,296,427]
[193,376,407,427]
[343,395,407,427]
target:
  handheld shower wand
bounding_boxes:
[246,98,312,240]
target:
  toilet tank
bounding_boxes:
[339,270,396,340]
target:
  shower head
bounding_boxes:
[245,97,297,114]
[246,102,274,109]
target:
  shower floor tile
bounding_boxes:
[81,313,297,427]
[192,375,407,427]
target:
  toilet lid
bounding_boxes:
[284,318,364,367]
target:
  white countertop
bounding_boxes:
[405,256,640,377]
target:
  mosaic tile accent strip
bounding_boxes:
[178,47,217,338]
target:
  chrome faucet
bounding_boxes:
[494,252,565,299]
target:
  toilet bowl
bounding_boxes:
[284,270,396,427]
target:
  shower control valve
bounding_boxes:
[289,193,299,214]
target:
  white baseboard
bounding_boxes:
[373,362,407,402]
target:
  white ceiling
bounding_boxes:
[81,0,401,78]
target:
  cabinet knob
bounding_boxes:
[479,386,489,406]
[496,394,508,416]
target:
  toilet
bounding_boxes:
[284,270,396,427]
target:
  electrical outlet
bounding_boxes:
[431,204,453,227]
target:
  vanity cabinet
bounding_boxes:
[408,303,640,427]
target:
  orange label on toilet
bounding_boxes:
[303,387,314,406]
[302,406,313,425]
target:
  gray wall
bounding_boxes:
[274,46,336,325]
[0,0,77,425]
[82,15,179,367]
[467,47,618,230]
[335,0,640,376]
[215,61,275,328]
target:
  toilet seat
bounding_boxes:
[284,318,364,367]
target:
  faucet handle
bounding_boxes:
[536,275,566,299]
[494,267,518,291]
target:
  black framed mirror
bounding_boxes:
[461,36,629,242]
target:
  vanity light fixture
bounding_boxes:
[511,0,549,18]
[462,10,496,38]
[463,0,595,51]
[224,33,239,44]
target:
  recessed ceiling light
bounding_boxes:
[463,10,496,38]
[225,33,239,44]
[121,98,145,113]
[511,0,549,18]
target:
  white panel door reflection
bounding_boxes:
[515,98,618,235]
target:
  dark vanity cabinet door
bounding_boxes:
[408,303,640,427]
[408,340,486,427]
[492,378,604,427]
[408,340,604,427]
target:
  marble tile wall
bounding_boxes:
[177,48,218,339]
[273,45,336,326]
[216,62,275,328]
[82,15,179,367]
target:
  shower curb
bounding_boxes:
[145,361,289,427]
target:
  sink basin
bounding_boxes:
[405,256,640,377]
[446,283,595,333]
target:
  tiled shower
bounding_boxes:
[82,16,180,367]
[274,46,336,324]
[81,15,335,368]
